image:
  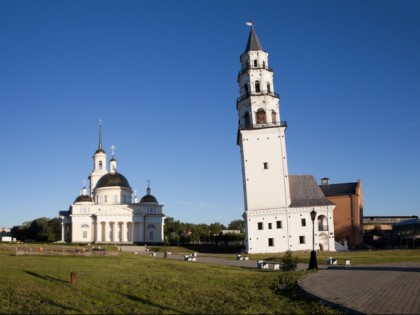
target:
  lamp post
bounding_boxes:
[308,209,318,270]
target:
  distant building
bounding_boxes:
[59,122,166,244]
[236,25,335,254]
[392,218,420,249]
[363,215,418,248]
[320,178,363,249]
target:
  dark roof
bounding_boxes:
[319,182,358,197]
[245,27,264,52]
[74,195,93,203]
[95,148,105,154]
[289,175,335,207]
[95,172,131,189]
[394,218,420,226]
[140,194,158,203]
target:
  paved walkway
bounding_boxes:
[299,262,420,314]
[132,250,420,314]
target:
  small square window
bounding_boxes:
[268,223,272,229]
[301,218,306,227]
[276,221,282,229]
[299,236,305,244]
[263,162,269,169]
[268,238,274,246]
[258,222,263,230]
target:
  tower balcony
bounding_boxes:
[238,64,273,78]
[236,90,279,105]
[239,121,287,130]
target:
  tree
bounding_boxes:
[228,219,245,231]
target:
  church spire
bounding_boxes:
[244,21,263,52]
[98,119,103,152]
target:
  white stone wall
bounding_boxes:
[240,127,290,210]
[244,206,336,254]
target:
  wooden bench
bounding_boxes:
[149,252,156,257]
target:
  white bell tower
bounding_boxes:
[237,23,291,211]
[89,120,107,196]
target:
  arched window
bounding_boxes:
[81,224,89,228]
[253,60,258,67]
[255,81,261,93]
[99,161,103,169]
[147,224,156,229]
[256,109,266,124]
[263,61,266,68]
[271,111,277,123]
[267,83,271,93]
[318,215,328,231]
[244,112,251,128]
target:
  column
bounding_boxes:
[96,222,101,242]
[104,222,110,242]
[61,221,65,242]
[139,221,144,242]
[112,222,117,243]
[122,222,127,242]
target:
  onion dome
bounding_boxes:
[74,195,93,203]
[95,172,131,189]
[140,184,158,203]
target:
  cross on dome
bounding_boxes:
[110,144,116,157]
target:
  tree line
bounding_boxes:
[9,217,245,245]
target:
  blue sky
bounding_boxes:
[1,0,419,228]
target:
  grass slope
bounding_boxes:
[0,246,337,314]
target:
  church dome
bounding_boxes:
[139,185,158,203]
[95,172,131,189]
[140,194,158,203]
[74,195,93,203]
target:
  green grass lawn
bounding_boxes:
[1,244,418,314]
[0,245,338,314]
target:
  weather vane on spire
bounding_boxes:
[246,20,254,27]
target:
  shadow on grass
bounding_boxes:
[121,292,184,314]
[24,270,69,284]
[23,271,83,313]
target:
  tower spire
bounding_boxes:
[244,21,263,52]
[98,119,103,151]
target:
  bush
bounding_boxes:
[280,250,298,271]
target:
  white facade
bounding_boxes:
[59,123,166,244]
[237,26,335,254]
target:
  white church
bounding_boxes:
[237,24,336,254]
[59,123,165,244]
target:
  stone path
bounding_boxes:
[299,262,420,314]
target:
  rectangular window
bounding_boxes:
[83,231,87,239]
[263,162,269,169]
[276,221,282,229]
[301,218,306,227]
[257,222,263,230]
[268,223,272,229]
[299,236,305,244]
[149,231,154,240]
[268,238,274,246]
